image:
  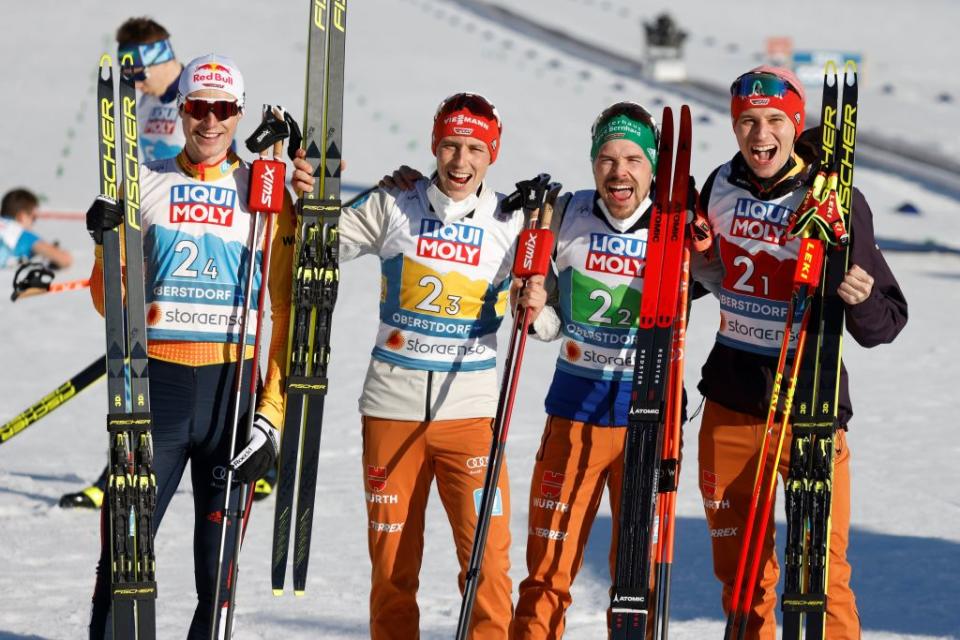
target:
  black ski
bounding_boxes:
[99,53,157,639]
[610,105,691,640]
[272,0,348,596]
[782,61,858,640]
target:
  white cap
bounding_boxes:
[177,54,245,109]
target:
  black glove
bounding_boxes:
[86,196,123,245]
[229,414,280,484]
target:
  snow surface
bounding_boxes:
[0,0,958,638]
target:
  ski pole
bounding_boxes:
[724,237,824,640]
[652,246,690,640]
[211,106,289,639]
[455,177,561,639]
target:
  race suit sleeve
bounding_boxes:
[843,188,908,347]
[338,188,394,262]
[531,266,561,341]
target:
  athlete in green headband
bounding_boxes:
[590,108,659,171]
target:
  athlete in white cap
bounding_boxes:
[85,54,295,638]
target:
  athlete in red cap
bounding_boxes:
[691,66,908,639]
[291,92,520,639]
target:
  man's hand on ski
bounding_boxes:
[512,274,547,323]
[379,165,423,191]
[230,414,280,483]
[289,147,348,197]
[838,264,874,305]
[290,148,315,196]
[85,196,123,244]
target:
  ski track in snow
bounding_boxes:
[0,1,958,638]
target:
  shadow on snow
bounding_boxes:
[582,515,960,637]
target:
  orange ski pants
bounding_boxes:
[362,416,513,640]
[511,416,632,640]
[698,401,861,640]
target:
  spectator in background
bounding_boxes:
[116,17,186,162]
[0,188,72,269]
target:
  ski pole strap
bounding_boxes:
[501,173,551,214]
[245,105,291,154]
[786,173,849,246]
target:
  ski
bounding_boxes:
[456,175,561,639]
[781,60,858,640]
[0,357,105,445]
[609,104,691,640]
[272,0,348,596]
[98,53,157,639]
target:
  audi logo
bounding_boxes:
[466,457,488,469]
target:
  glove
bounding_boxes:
[230,414,280,484]
[86,196,123,244]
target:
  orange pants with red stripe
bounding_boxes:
[698,401,861,640]
[511,416,630,640]
[362,416,513,640]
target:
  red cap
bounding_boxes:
[730,65,806,139]
[431,93,502,163]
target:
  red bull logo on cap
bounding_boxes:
[192,62,235,87]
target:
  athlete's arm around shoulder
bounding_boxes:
[338,186,401,261]
[289,148,393,261]
[842,187,908,347]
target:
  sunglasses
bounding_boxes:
[435,92,502,131]
[121,66,149,83]
[182,97,241,121]
[730,72,800,99]
[591,101,660,145]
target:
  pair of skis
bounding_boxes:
[609,104,692,640]
[271,0,349,597]
[96,54,157,639]
[780,61,859,640]
[724,61,858,640]
[456,174,562,639]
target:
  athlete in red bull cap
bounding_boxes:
[691,65,908,639]
[290,92,519,639]
[60,20,237,514]
[84,54,296,638]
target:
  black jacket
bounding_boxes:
[695,133,909,427]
